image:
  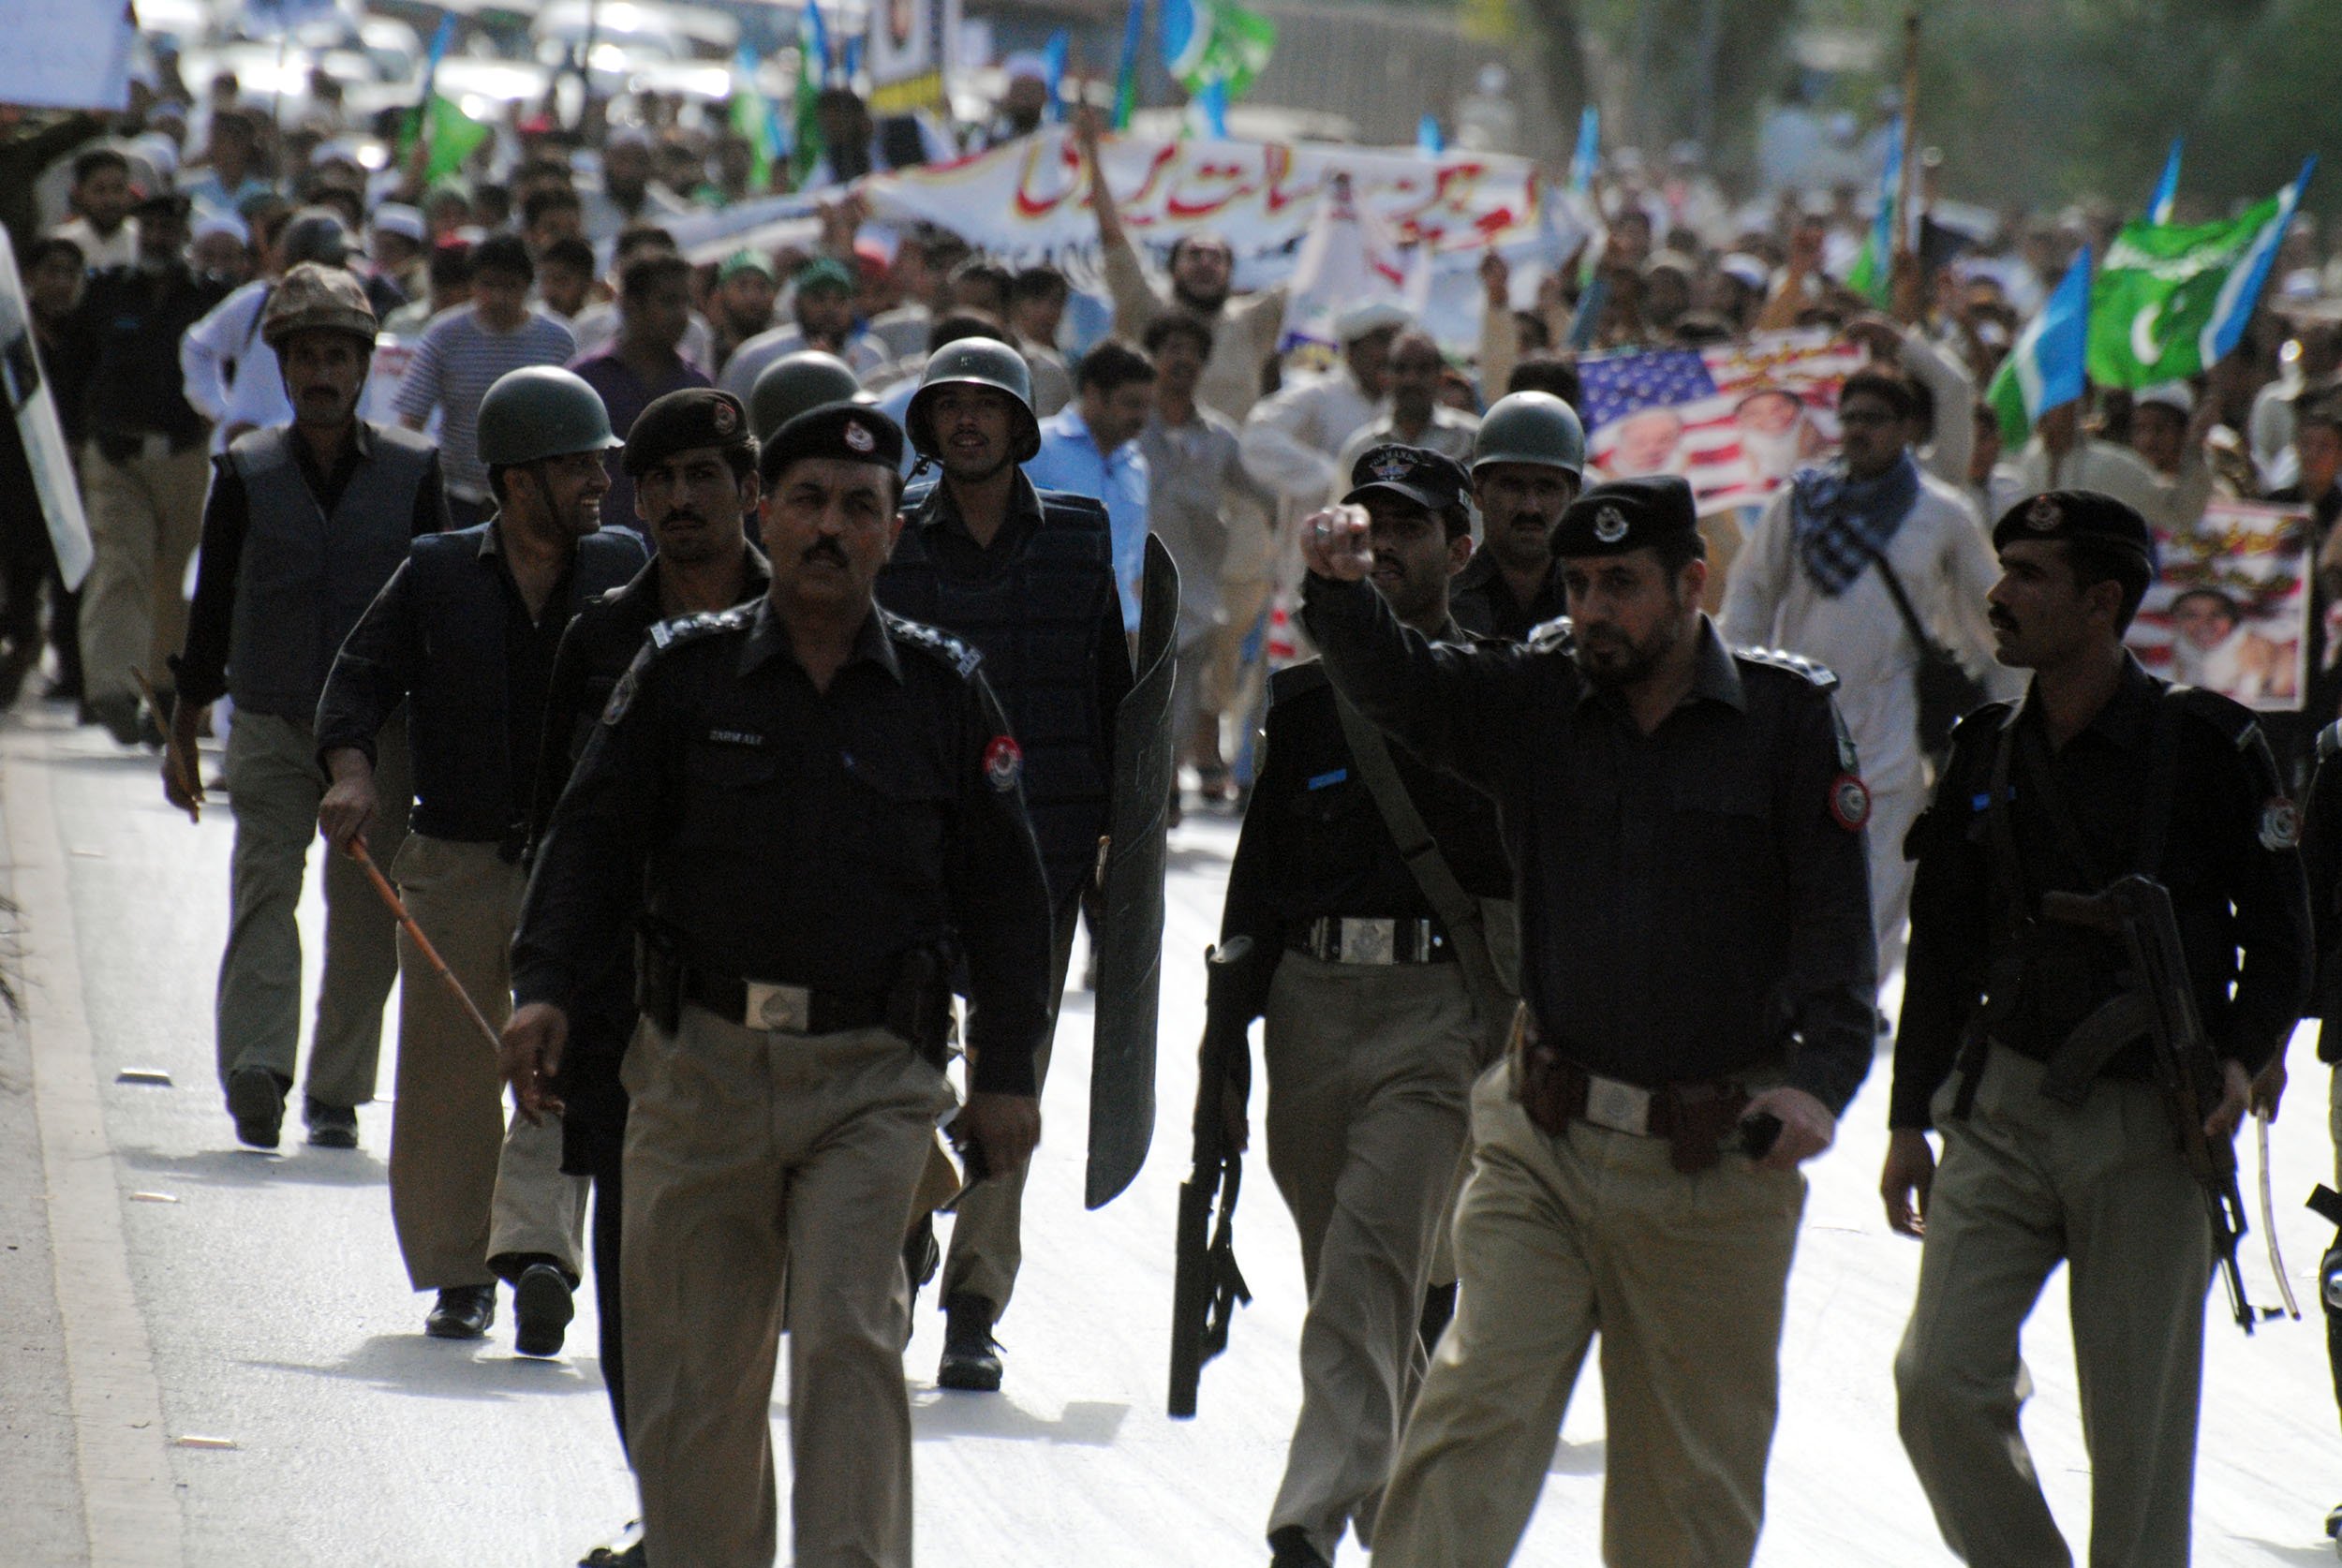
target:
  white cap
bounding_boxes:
[191,209,247,244]
[1718,253,1769,291]
[1334,300,1412,343]
[372,202,426,243]
[606,125,654,152]
[1001,52,1050,85]
[2135,381,2195,418]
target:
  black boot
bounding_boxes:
[511,1259,575,1356]
[1267,1525,1332,1567]
[1419,1280,1458,1354]
[937,1293,1002,1391]
[902,1214,940,1341]
[226,1066,287,1149]
[424,1284,496,1339]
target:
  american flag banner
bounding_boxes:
[1580,330,1867,511]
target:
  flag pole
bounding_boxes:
[1893,11,1920,267]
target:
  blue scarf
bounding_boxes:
[1790,451,1923,596]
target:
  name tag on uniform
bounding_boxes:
[708,728,766,747]
[1582,1073,1654,1137]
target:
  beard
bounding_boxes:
[1571,603,1684,689]
[1171,279,1228,314]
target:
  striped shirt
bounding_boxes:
[393,306,577,499]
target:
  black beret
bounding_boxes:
[1342,443,1471,514]
[623,388,753,476]
[1992,489,2157,570]
[759,401,906,484]
[1548,474,1698,558]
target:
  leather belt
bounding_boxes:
[1288,916,1452,965]
[1509,1014,1752,1173]
[682,968,890,1034]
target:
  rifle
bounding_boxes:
[1169,936,1266,1417]
[2040,875,2274,1333]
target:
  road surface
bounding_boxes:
[1,700,2337,1566]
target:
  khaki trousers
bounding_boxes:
[78,441,206,705]
[1262,953,1480,1559]
[215,709,411,1107]
[386,834,586,1291]
[1373,1064,1806,1567]
[938,890,1079,1317]
[1894,1045,2210,1568]
[621,1007,956,1568]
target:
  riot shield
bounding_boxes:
[0,227,92,589]
[1087,533,1180,1209]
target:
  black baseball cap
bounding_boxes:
[1342,443,1471,514]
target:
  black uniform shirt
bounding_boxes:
[510,598,1055,1094]
[521,546,771,1176]
[1299,571,1877,1115]
[1220,649,1512,951]
[1449,548,1565,643]
[1892,657,2311,1128]
[67,262,229,450]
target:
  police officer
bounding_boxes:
[314,365,646,1347]
[165,262,446,1151]
[1298,474,1876,1566]
[1884,490,2309,1568]
[501,404,1053,1568]
[1218,446,1516,1568]
[1449,392,1583,642]
[747,348,867,444]
[524,387,769,1504]
[878,335,1132,1391]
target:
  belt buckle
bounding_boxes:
[1339,917,1396,964]
[1582,1073,1653,1136]
[745,981,811,1032]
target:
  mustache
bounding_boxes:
[659,509,706,527]
[802,539,850,567]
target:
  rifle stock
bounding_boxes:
[2042,877,2266,1332]
[1169,937,1264,1417]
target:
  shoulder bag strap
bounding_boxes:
[1333,693,1518,1058]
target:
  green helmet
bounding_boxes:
[749,350,866,444]
[1473,392,1587,480]
[476,366,623,468]
[905,336,1040,463]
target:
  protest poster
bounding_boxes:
[860,126,1549,278]
[0,0,134,111]
[2126,496,2311,711]
[867,0,958,115]
[1577,331,1866,512]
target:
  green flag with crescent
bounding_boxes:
[2085,159,2312,389]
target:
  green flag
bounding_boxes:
[730,47,778,192]
[1162,0,1277,100]
[1844,115,1902,308]
[399,92,491,184]
[2085,160,2312,389]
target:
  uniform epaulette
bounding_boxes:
[1738,645,1840,690]
[1524,615,1575,654]
[2320,718,2342,763]
[884,612,984,677]
[1269,660,1329,704]
[646,607,749,652]
[2177,684,2260,749]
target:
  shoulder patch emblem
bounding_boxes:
[2260,795,2302,851]
[1829,772,1873,833]
[983,735,1024,792]
[600,664,640,726]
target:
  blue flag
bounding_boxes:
[1987,244,2093,447]
[1416,114,1443,155]
[2149,137,2184,225]
[1043,29,1070,123]
[1568,105,1598,194]
[1112,0,1144,129]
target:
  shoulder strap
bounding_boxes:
[1857,537,1934,652]
[1331,694,1515,1056]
